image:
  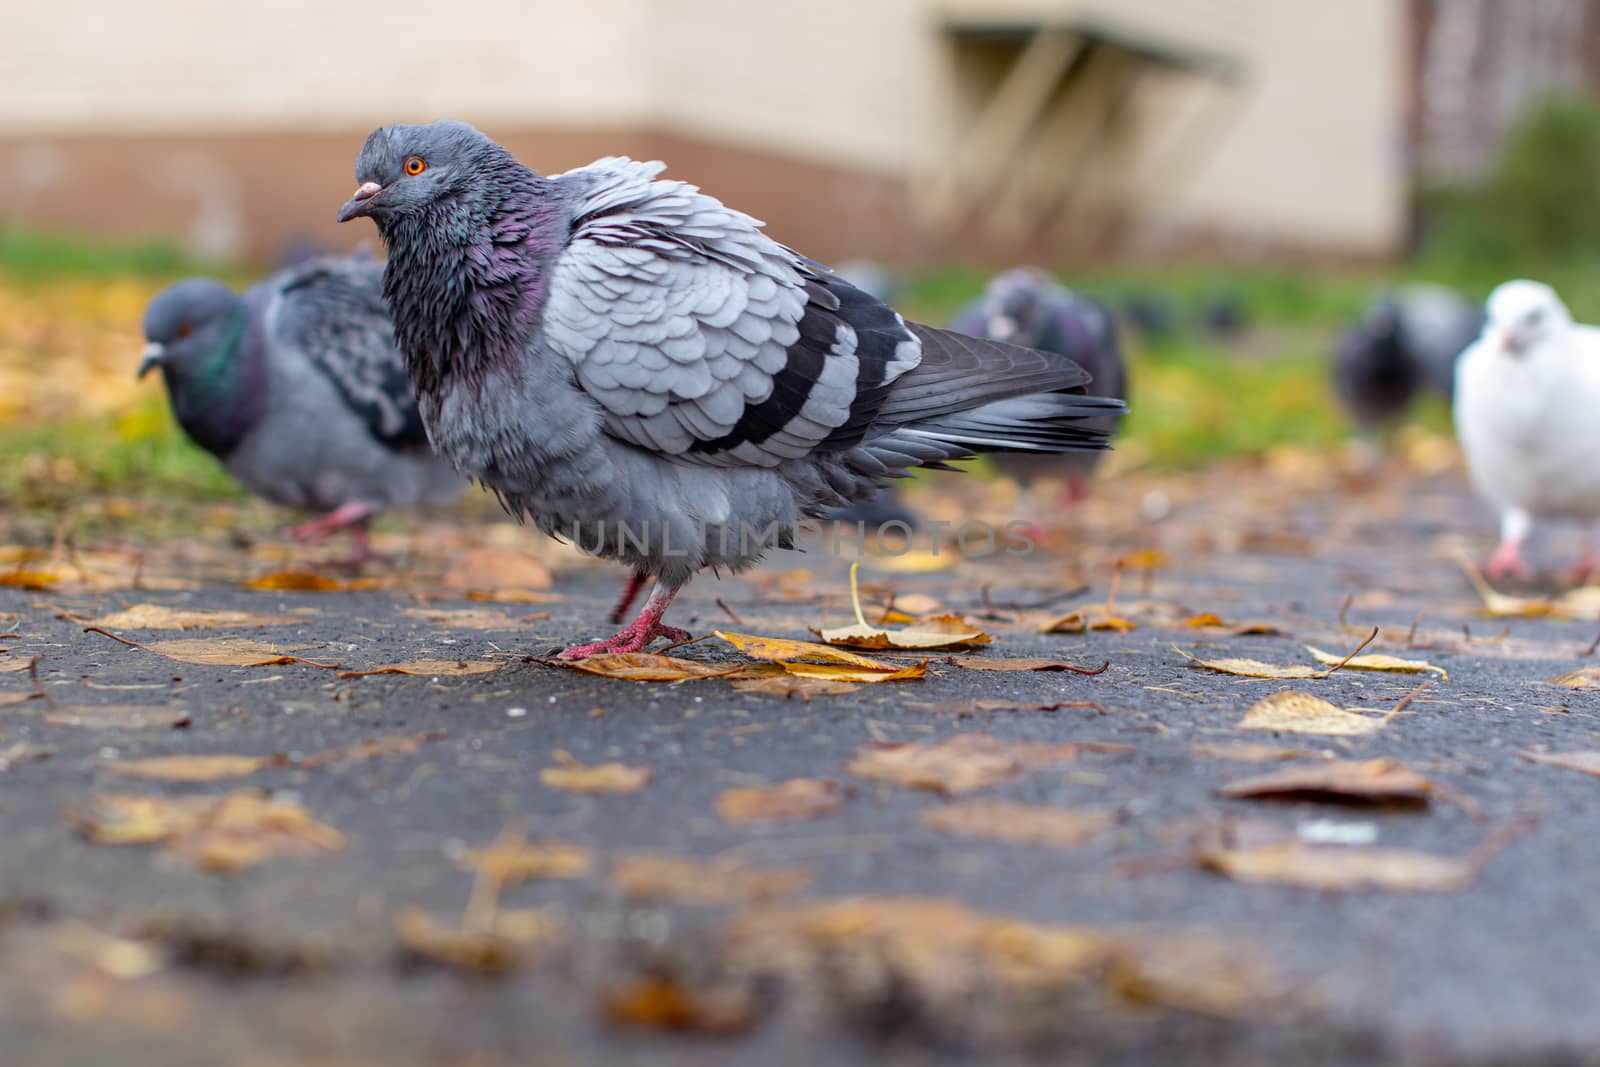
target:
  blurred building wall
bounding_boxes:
[0,0,1406,266]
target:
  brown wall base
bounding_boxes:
[0,125,1394,271]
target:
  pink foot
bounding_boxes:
[1484,542,1533,583]
[286,501,377,545]
[1570,550,1597,586]
[558,582,688,661]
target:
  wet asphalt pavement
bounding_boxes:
[1,462,1599,1066]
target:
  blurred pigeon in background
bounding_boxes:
[140,255,465,563]
[336,121,1125,658]
[1333,284,1483,436]
[950,268,1128,527]
[1199,288,1250,340]
[1120,291,1178,343]
[1454,280,1600,582]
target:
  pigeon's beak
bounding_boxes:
[1496,329,1524,358]
[337,182,384,223]
[137,341,165,379]
[988,316,1017,342]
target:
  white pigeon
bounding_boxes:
[1454,279,1600,581]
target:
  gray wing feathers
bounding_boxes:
[543,159,857,463]
[269,256,428,448]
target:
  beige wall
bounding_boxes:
[1130,0,1405,255]
[0,0,1407,261]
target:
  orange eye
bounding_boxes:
[404,156,427,176]
[177,323,194,339]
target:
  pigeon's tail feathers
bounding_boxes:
[870,323,1124,458]
[900,392,1125,456]
[876,323,1095,422]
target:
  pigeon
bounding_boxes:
[950,269,1127,520]
[1454,279,1600,581]
[1333,285,1483,435]
[1198,289,1250,339]
[335,121,1126,659]
[140,254,466,561]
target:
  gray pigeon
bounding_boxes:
[950,269,1127,520]
[1333,284,1483,435]
[336,121,1125,658]
[139,254,465,561]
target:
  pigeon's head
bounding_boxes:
[139,278,246,382]
[981,268,1055,346]
[337,120,502,227]
[1485,280,1569,358]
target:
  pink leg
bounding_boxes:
[557,582,690,660]
[1484,508,1533,582]
[608,569,649,624]
[1485,540,1533,582]
[1572,547,1598,585]
[286,500,378,544]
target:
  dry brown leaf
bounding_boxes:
[1189,742,1332,764]
[921,801,1116,848]
[106,755,270,782]
[727,675,860,699]
[611,854,808,905]
[716,778,851,822]
[846,733,1078,796]
[0,657,34,673]
[457,838,593,883]
[818,564,990,650]
[1519,750,1600,778]
[337,659,503,678]
[1198,841,1479,893]
[1237,691,1389,736]
[85,604,299,630]
[1040,610,1139,634]
[141,638,337,668]
[242,570,347,592]
[540,750,650,794]
[561,653,757,682]
[293,731,445,769]
[944,656,1109,674]
[1542,667,1600,690]
[602,976,757,1033]
[1304,646,1447,679]
[393,907,555,974]
[1218,758,1435,806]
[73,791,343,872]
[41,704,189,729]
[399,607,522,630]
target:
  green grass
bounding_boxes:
[0,226,253,286]
[0,398,241,510]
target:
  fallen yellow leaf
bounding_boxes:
[611,855,809,904]
[1218,758,1437,805]
[1304,646,1446,679]
[561,653,757,682]
[337,659,503,678]
[140,638,338,668]
[1519,750,1600,778]
[818,563,990,650]
[1199,842,1482,893]
[716,779,851,822]
[921,801,1116,848]
[1237,691,1390,736]
[727,675,861,699]
[105,754,270,782]
[73,791,343,872]
[540,751,650,794]
[242,570,347,592]
[846,733,1079,796]
[85,604,300,630]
